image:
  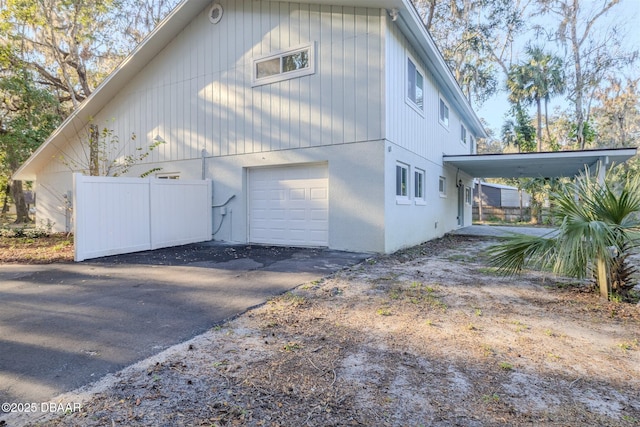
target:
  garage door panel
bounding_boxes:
[289,188,306,200]
[289,209,306,220]
[249,164,328,247]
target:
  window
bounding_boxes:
[396,163,409,198]
[465,187,472,205]
[439,98,449,127]
[439,176,447,197]
[407,58,424,110]
[414,169,425,204]
[156,173,180,179]
[252,44,315,86]
[460,125,467,144]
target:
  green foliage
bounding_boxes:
[569,120,596,147]
[0,221,53,238]
[1,0,180,109]
[0,72,61,171]
[501,103,536,152]
[60,124,164,177]
[506,45,565,151]
[413,0,525,106]
[488,167,640,301]
[507,46,564,108]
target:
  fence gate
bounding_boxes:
[73,173,212,261]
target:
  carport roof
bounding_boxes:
[443,148,637,178]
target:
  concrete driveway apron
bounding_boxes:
[0,243,368,407]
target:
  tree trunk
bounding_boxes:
[596,256,609,299]
[544,98,552,144]
[89,124,100,176]
[425,0,436,31]
[536,97,543,152]
[10,179,30,223]
[2,184,10,214]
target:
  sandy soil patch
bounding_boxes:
[6,235,640,427]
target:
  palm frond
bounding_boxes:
[487,234,558,275]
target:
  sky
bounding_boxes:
[476,0,640,139]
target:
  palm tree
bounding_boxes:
[487,167,640,301]
[501,103,536,153]
[506,46,565,151]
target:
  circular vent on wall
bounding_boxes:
[209,3,223,24]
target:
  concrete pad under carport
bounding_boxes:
[451,224,558,237]
[0,243,368,410]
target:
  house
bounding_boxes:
[13,0,636,254]
[14,0,485,254]
[473,181,530,209]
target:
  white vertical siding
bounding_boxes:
[385,20,472,161]
[48,1,384,171]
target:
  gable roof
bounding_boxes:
[14,0,485,181]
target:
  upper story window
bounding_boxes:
[460,124,467,144]
[407,58,424,110]
[439,98,449,127]
[252,43,315,86]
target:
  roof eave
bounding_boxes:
[15,0,487,181]
[395,0,487,138]
[13,0,209,181]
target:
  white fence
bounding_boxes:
[73,173,212,261]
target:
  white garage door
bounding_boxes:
[249,163,328,246]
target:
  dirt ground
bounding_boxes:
[0,234,73,264]
[7,235,640,427]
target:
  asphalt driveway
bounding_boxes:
[0,243,368,407]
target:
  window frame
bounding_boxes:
[438,176,447,198]
[465,186,472,205]
[439,97,450,128]
[252,43,315,87]
[396,162,411,204]
[156,172,180,180]
[460,124,467,145]
[414,168,426,205]
[406,56,424,113]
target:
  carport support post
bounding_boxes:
[597,156,608,186]
[595,157,610,299]
[478,180,483,222]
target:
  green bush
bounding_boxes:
[0,220,53,239]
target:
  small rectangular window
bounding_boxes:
[439,98,449,127]
[439,176,447,197]
[407,58,424,110]
[156,173,180,179]
[256,58,280,79]
[414,169,425,203]
[282,50,309,72]
[460,125,467,144]
[252,44,315,86]
[396,163,409,197]
[465,187,472,205]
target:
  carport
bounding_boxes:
[444,147,637,223]
[444,147,637,179]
